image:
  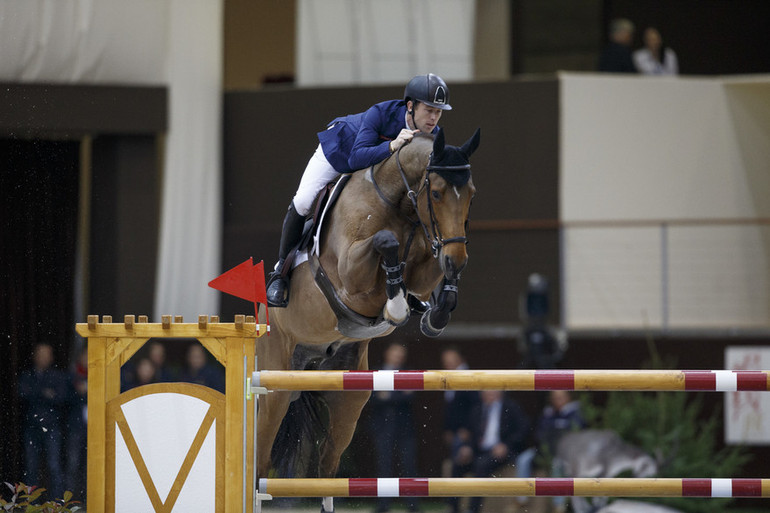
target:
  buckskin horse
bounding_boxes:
[257,128,480,512]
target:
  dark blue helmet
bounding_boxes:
[404,73,452,110]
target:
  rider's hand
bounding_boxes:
[389,129,419,153]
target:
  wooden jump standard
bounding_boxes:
[252,369,770,392]
[77,314,267,513]
[259,478,770,498]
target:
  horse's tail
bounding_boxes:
[271,391,330,478]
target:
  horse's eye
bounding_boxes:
[431,190,441,201]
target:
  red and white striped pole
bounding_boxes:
[258,477,770,498]
[252,369,770,392]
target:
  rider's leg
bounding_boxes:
[266,144,339,307]
[266,202,305,306]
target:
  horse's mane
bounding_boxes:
[388,133,433,174]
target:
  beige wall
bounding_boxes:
[560,73,770,330]
[474,0,510,80]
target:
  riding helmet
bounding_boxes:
[404,73,452,110]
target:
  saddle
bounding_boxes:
[276,173,351,277]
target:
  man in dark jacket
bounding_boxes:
[451,390,530,513]
[441,347,479,462]
[266,73,453,307]
[598,18,638,73]
[18,342,69,498]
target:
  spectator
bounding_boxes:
[451,390,530,513]
[133,357,157,388]
[18,342,68,498]
[516,390,586,512]
[537,390,586,457]
[440,346,479,466]
[633,27,679,75]
[369,343,420,513]
[598,18,638,73]
[65,346,88,498]
[180,344,225,393]
[147,340,174,382]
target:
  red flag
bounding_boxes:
[252,260,267,324]
[208,257,269,326]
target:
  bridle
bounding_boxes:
[371,145,471,259]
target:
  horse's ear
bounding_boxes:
[433,127,446,156]
[460,128,481,159]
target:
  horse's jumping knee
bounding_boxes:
[372,230,399,256]
[372,230,405,301]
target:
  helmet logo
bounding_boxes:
[433,86,447,105]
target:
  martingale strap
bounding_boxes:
[309,252,395,339]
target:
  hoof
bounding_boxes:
[420,308,445,337]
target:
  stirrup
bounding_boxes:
[266,271,290,308]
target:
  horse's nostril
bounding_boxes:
[444,256,455,274]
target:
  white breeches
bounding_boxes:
[292,144,340,216]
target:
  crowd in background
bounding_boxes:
[18,337,584,512]
[17,340,225,499]
[599,18,679,75]
[369,343,586,513]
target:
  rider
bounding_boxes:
[266,73,453,307]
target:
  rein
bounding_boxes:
[370,146,470,259]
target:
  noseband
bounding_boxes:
[371,146,471,258]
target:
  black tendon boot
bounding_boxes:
[266,203,306,307]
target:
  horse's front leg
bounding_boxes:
[372,230,409,326]
[420,277,459,337]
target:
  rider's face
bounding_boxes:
[409,101,443,134]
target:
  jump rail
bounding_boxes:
[258,477,770,498]
[252,369,770,392]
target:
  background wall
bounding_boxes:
[561,74,770,330]
[0,83,167,488]
[295,0,475,86]
[224,0,295,89]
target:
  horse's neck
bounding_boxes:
[375,140,429,202]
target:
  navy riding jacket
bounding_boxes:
[317,99,438,174]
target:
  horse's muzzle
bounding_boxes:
[441,250,467,280]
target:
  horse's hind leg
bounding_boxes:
[256,390,293,477]
[256,329,295,477]
[372,230,409,326]
[318,390,372,476]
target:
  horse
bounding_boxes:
[257,128,480,512]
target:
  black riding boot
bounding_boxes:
[266,203,306,307]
